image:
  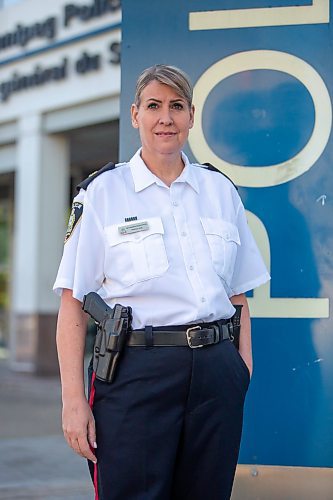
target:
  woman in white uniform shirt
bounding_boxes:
[54,64,270,500]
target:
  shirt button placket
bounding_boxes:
[171,185,207,311]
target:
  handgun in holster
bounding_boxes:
[230,304,243,350]
[82,292,132,383]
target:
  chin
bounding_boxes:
[159,148,183,156]
[156,142,183,153]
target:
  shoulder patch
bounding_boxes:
[65,201,83,243]
[76,161,116,192]
[198,162,238,191]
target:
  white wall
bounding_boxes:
[0,0,121,122]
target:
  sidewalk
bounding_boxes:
[0,358,94,500]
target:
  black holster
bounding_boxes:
[230,304,243,350]
[82,292,132,383]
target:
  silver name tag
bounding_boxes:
[118,221,149,235]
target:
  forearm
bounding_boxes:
[56,288,89,401]
[56,289,97,462]
[230,293,252,376]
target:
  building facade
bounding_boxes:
[0,0,121,372]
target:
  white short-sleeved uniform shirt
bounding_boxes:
[54,149,270,329]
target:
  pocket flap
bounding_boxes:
[200,217,240,244]
[105,217,165,246]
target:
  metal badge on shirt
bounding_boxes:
[64,201,83,243]
[118,220,149,235]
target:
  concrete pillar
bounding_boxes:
[10,113,69,374]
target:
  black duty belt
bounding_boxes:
[128,319,233,349]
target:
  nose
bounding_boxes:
[158,107,173,125]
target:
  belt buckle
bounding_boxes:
[186,325,203,348]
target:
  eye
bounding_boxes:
[171,102,184,110]
[147,102,158,109]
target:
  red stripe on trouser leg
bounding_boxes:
[89,371,96,409]
[93,463,99,500]
[89,371,99,500]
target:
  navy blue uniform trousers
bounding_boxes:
[88,338,250,500]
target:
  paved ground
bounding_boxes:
[2,357,332,500]
[0,358,94,500]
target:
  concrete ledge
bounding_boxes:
[44,96,120,134]
[232,464,333,499]
[10,313,59,374]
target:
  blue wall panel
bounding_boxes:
[121,0,333,467]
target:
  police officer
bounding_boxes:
[54,64,270,500]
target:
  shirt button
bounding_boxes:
[201,297,206,303]
[189,265,194,271]
[181,231,187,237]
[172,201,178,207]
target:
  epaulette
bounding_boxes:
[198,162,238,191]
[76,161,116,191]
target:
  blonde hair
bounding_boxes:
[134,64,193,108]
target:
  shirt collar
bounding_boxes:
[130,149,200,194]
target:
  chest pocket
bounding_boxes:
[104,217,169,288]
[200,217,240,285]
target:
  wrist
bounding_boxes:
[61,385,86,403]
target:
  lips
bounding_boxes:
[155,132,177,136]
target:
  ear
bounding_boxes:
[131,104,139,129]
[189,104,195,129]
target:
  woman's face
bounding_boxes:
[131,80,194,158]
